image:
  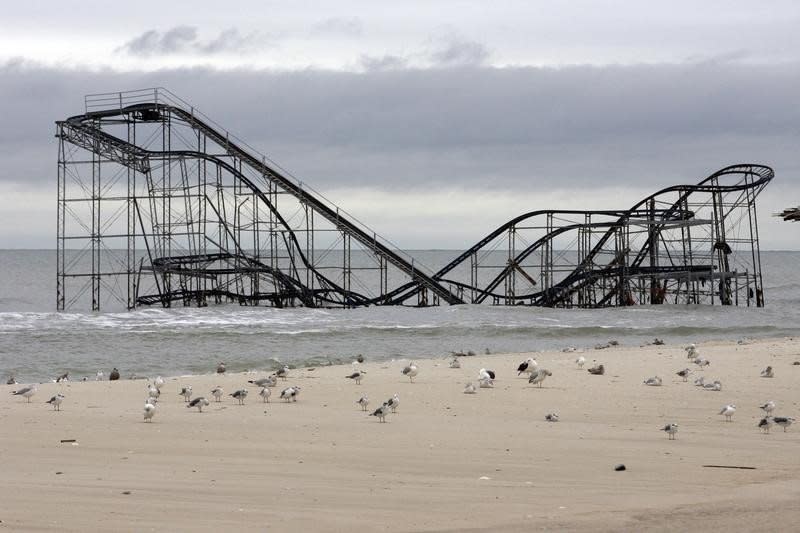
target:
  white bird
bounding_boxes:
[758,416,773,434]
[773,416,795,432]
[147,384,160,399]
[662,423,678,440]
[187,397,210,412]
[517,357,538,375]
[575,355,586,368]
[528,368,552,388]
[449,358,461,369]
[759,400,776,414]
[216,361,226,374]
[478,376,494,388]
[55,372,69,383]
[385,393,400,413]
[463,382,477,394]
[230,388,248,405]
[345,370,366,385]
[11,385,37,403]
[643,376,663,387]
[143,400,156,422]
[401,362,419,383]
[275,366,289,381]
[693,357,710,369]
[280,386,301,402]
[545,413,559,422]
[760,366,774,378]
[153,376,165,390]
[46,393,65,411]
[685,344,698,359]
[719,404,736,422]
[703,380,722,391]
[356,395,370,411]
[478,368,496,380]
[693,376,705,387]
[371,403,390,422]
[676,368,690,382]
[179,386,192,402]
[248,376,277,388]
[259,387,271,403]
[95,371,104,381]
[211,386,224,402]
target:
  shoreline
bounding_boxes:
[1,336,799,531]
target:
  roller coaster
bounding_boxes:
[56,88,772,310]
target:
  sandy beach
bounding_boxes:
[1,337,799,532]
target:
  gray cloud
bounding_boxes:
[359,54,409,72]
[311,17,363,37]
[116,26,270,56]
[427,35,490,66]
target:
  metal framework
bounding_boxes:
[56,88,773,311]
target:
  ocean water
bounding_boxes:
[1,250,799,382]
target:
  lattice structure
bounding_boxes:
[56,89,773,310]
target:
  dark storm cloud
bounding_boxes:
[116,26,270,56]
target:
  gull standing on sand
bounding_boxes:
[529,368,552,388]
[211,386,224,402]
[370,403,390,422]
[686,344,698,359]
[759,400,776,414]
[676,368,690,382]
[11,385,37,403]
[719,404,736,421]
[463,382,477,394]
[662,423,679,440]
[385,393,400,413]
[187,397,210,412]
[760,366,774,378]
[55,372,69,383]
[153,376,165,390]
[143,400,156,422]
[575,355,586,368]
[259,387,271,403]
[109,368,120,381]
[545,413,559,422]
[703,380,722,391]
[230,388,248,405]
[216,362,226,374]
[357,395,370,411]
[693,357,710,370]
[758,416,773,434]
[147,384,160,400]
[479,368,496,380]
[179,386,193,402]
[345,370,366,385]
[643,376,663,387]
[95,371,104,381]
[517,358,538,376]
[46,393,65,411]
[248,376,277,388]
[402,362,419,383]
[773,417,794,432]
[280,386,301,402]
[275,366,289,381]
[449,358,461,369]
[588,364,605,375]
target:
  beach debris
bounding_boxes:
[370,403,390,422]
[676,368,690,381]
[385,393,400,412]
[143,400,156,422]
[248,375,277,388]
[719,404,736,421]
[545,413,559,422]
[588,364,605,375]
[661,423,678,440]
[702,380,722,391]
[401,362,419,383]
[356,395,369,411]
[685,344,698,359]
[258,387,271,403]
[179,386,193,402]
[60,439,77,443]
[449,358,461,369]
[760,366,774,378]
[575,355,586,368]
[463,382,477,394]
[11,384,37,402]
[563,346,577,353]
[275,365,289,381]
[467,350,476,356]
[216,362,226,374]
[478,476,491,480]
[46,393,65,411]
[759,400,776,414]
[55,372,69,383]
[230,388,249,405]
[280,386,300,402]
[614,464,626,471]
[594,343,610,350]
[211,386,224,402]
[484,348,491,355]
[773,416,794,432]
[652,338,665,346]
[528,368,552,388]
[643,376,663,387]
[187,397,210,412]
[702,465,756,470]
[608,340,619,346]
[758,416,773,434]
[517,357,538,376]
[345,369,366,385]
[109,367,120,381]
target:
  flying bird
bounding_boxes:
[356,395,369,411]
[280,386,300,402]
[588,364,605,375]
[46,393,65,411]
[179,386,192,402]
[719,404,736,422]
[211,386,224,402]
[143,400,156,422]
[345,370,366,385]
[517,358,538,376]
[643,376,663,387]
[401,362,419,383]
[528,368,552,388]
[259,387,271,403]
[109,368,120,381]
[676,368,690,382]
[463,382,477,394]
[385,393,400,413]
[230,388,249,405]
[662,423,678,440]
[758,416,773,434]
[370,403,390,422]
[759,400,776,414]
[11,385,37,402]
[187,397,210,412]
[760,366,774,378]
[773,416,794,432]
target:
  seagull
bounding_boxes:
[563,346,577,353]
[703,380,722,391]
[773,416,794,432]
[517,358,538,376]
[449,358,461,369]
[693,376,705,387]
[187,397,210,412]
[357,395,370,411]
[528,368,552,388]
[6,375,18,385]
[248,376,277,388]
[652,338,665,346]
[179,386,192,402]
[55,372,69,383]
[259,387,271,403]
[280,386,300,402]
[693,357,710,369]
[588,364,605,375]
[153,376,165,390]
[109,368,120,381]
[463,382,477,394]
[478,368,496,380]
[143,400,156,422]
[230,388,248,405]
[211,386,224,402]
[759,400,776,414]
[719,404,736,422]
[275,366,289,381]
[11,385,37,402]
[216,362,226,374]
[758,416,773,434]
[760,366,774,378]
[545,413,559,422]
[675,368,690,382]
[479,376,494,388]
[643,376,663,387]
[147,384,160,399]
[46,393,65,411]
[575,355,586,368]
[371,403,390,422]
[386,393,400,413]
[662,423,678,440]
[95,371,104,381]
[345,370,366,385]
[401,362,419,383]
[685,344,698,359]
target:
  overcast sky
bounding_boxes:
[1,1,798,249]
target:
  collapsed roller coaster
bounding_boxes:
[56,88,772,311]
